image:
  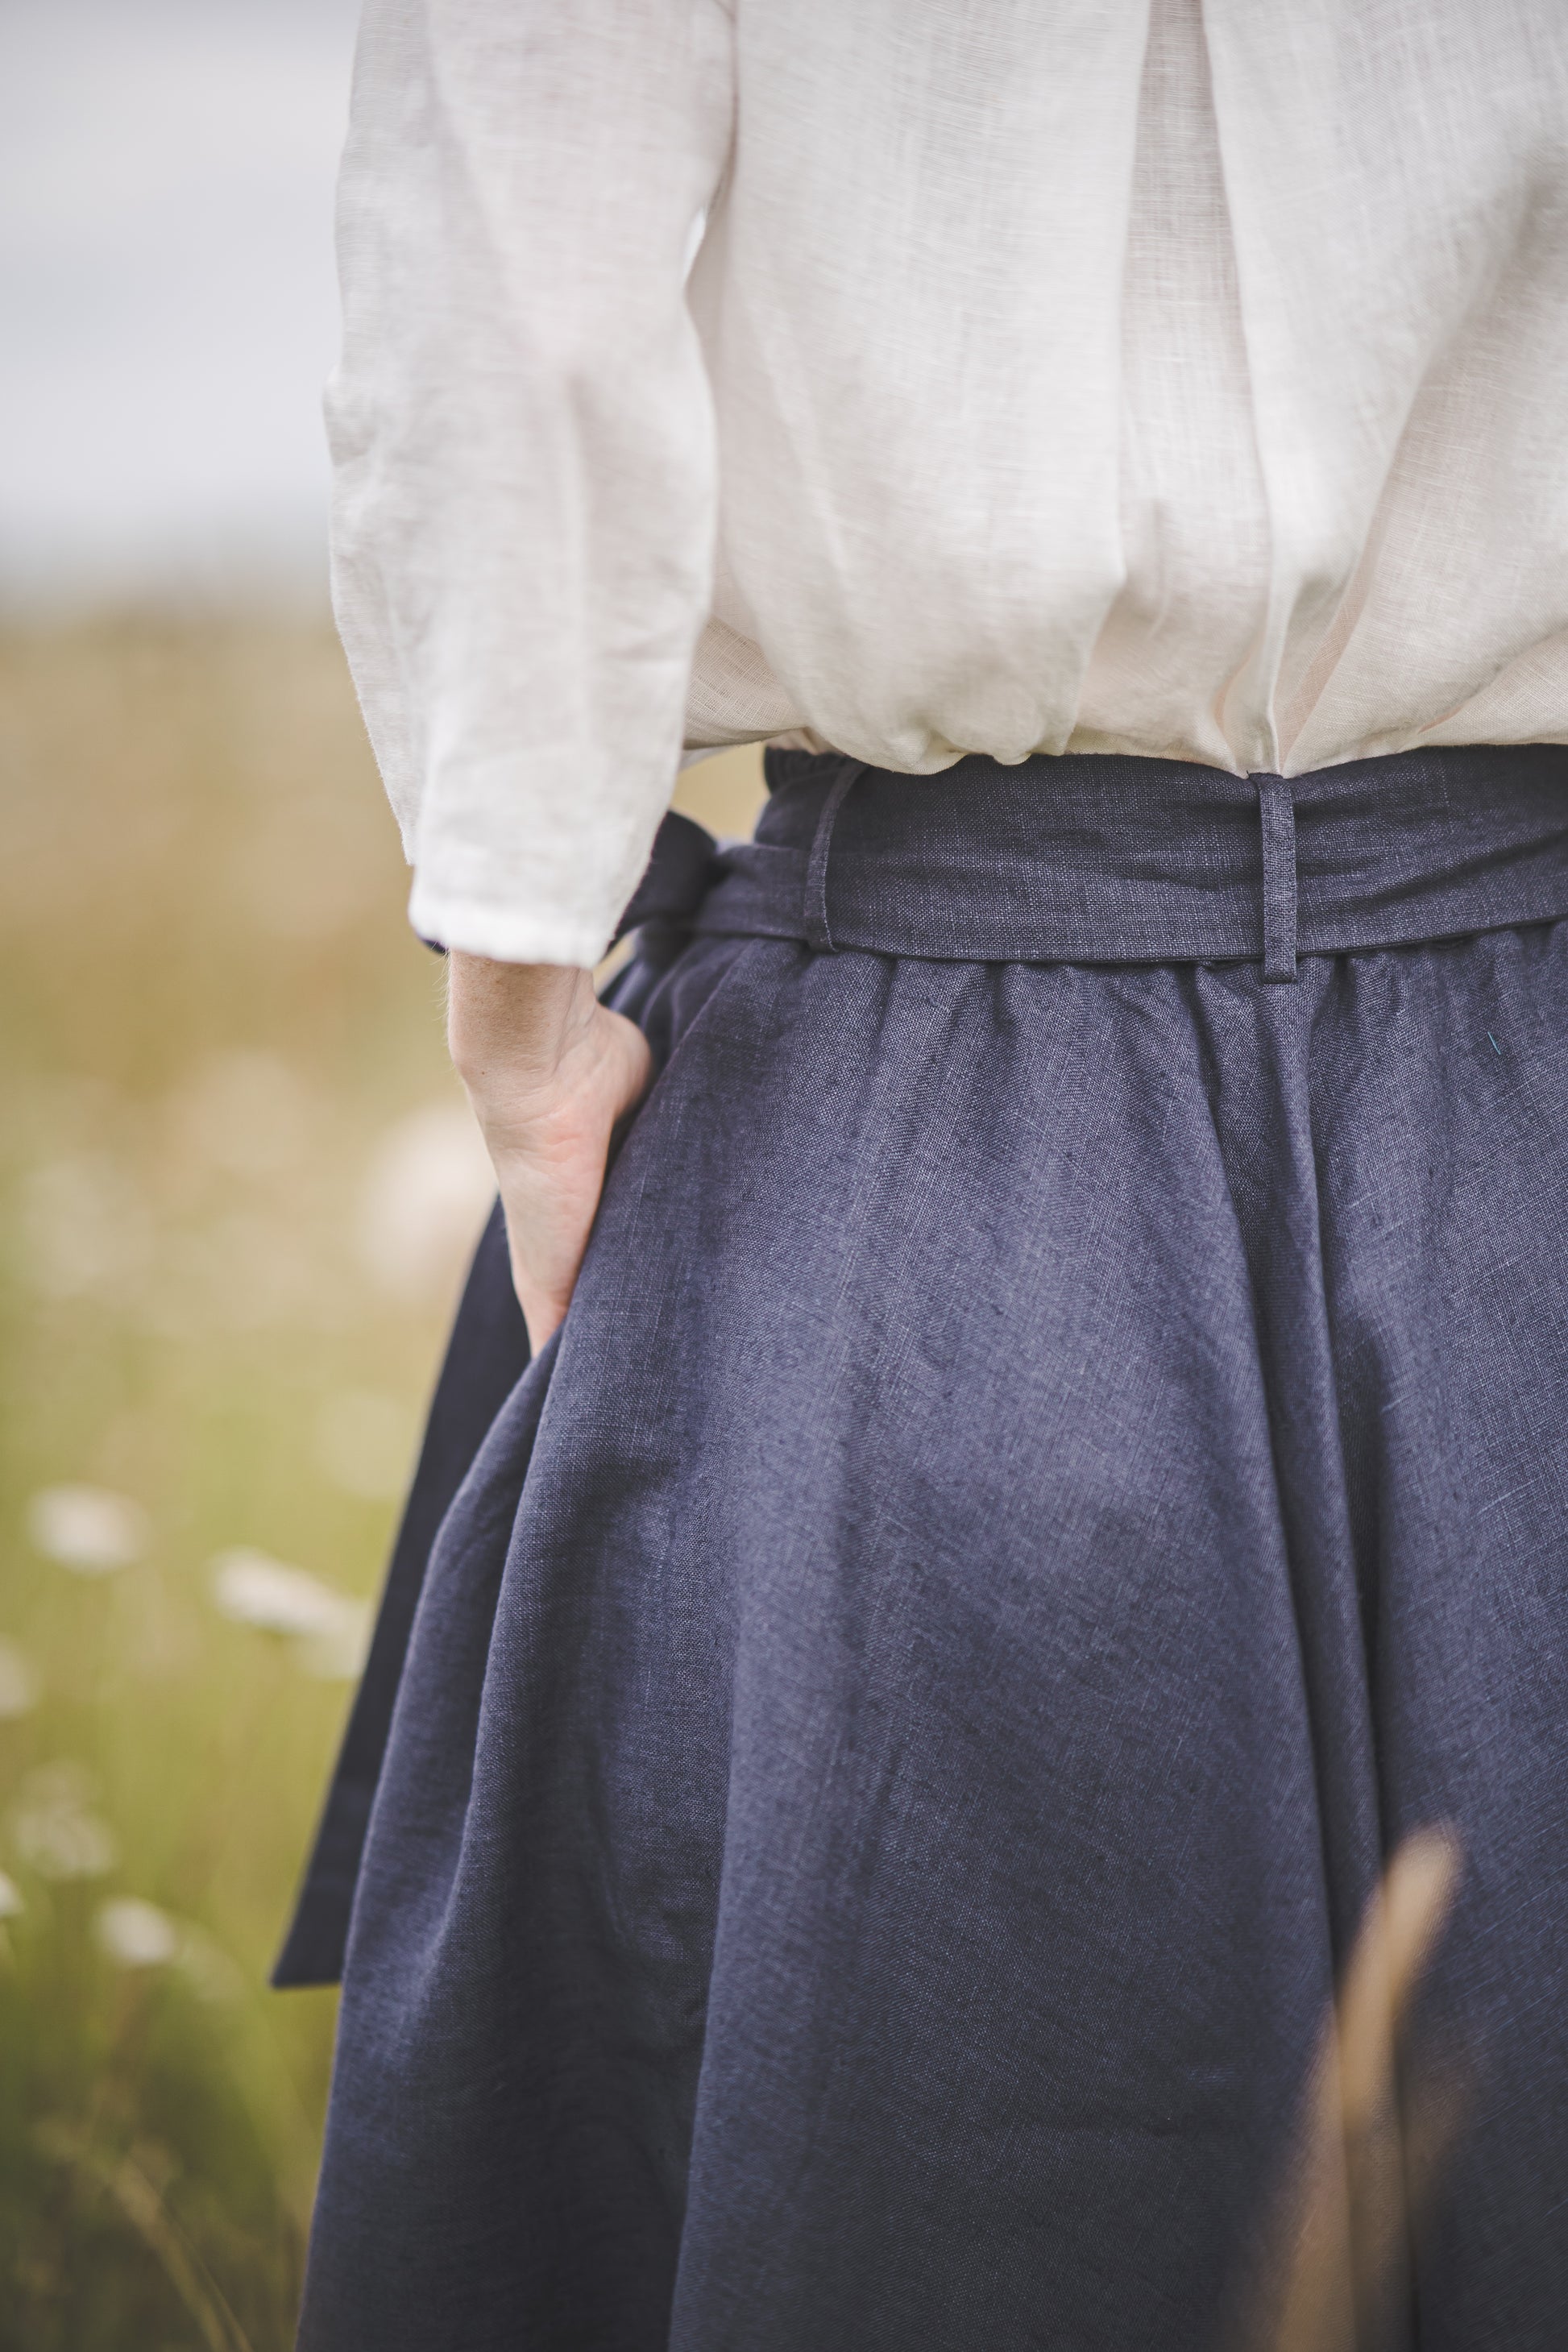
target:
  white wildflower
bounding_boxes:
[10,1762,118,1880]
[19,1153,154,1300]
[27,1484,148,1574]
[95,1897,179,1968]
[173,1926,245,2003]
[357,1102,493,1304]
[0,1641,38,1719]
[210,1549,349,1636]
[209,1549,370,1680]
[93,1894,243,1996]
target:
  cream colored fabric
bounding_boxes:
[329,0,1568,964]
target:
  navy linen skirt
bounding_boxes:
[288,746,1568,2351]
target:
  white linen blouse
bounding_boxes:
[327,0,1568,965]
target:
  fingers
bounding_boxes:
[445,951,656,1349]
[489,1002,655,1350]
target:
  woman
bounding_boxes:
[281,2,1568,2343]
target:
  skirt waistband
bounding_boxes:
[630,745,1568,977]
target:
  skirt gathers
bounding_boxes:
[288,745,1568,2351]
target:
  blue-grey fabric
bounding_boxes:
[272,818,721,1993]
[697,745,1568,964]
[296,745,1568,2350]
[272,1204,527,1989]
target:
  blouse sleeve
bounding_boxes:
[327,0,736,964]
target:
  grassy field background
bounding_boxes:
[0,619,762,2350]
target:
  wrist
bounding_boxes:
[446,954,594,1102]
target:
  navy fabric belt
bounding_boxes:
[635,744,1568,980]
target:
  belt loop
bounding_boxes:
[1255,774,1298,983]
[803,760,867,952]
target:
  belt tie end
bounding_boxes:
[1255,774,1298,983]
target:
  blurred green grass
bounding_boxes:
[0,616,761,2350]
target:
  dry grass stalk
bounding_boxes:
[1241,1827,1462,2352]
[36,2119,258,2352]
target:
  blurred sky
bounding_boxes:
[0,0,359,612]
